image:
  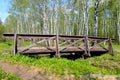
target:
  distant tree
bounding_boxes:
[93,0,100,37]
[4,0,120,43]
[83,0,90,36]
[117,0,120,44]
[0,18,5,41]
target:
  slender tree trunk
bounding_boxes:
[117,7,120,44]
[43,0,48,34]
[93,0,99,37]
[83,0,89,36]
[54,0,59,35]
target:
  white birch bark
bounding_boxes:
[93,0,100,37]
[42,0,49,34]
[83,0,89,36]
[117,4,120,43]
[54,0,59,35]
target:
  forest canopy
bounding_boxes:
[2,0,120,43]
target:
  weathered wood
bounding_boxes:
[55,35,60,58]
[90,39,109,50]
[59,38,84,51]
[109,38,114,56]
[19,47,108,54]
[14,34,18,54]
[3,34,114,57]
[74,45,84,51]
[84,36,91,56]
[59,39,71,46]
[3,34,114,40]
[98,44,109,51]
[45,47,56,52]
[19,37,55,53]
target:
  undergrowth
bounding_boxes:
[0,68,21,80]
[0,51,120,77]
[0,41,120,78]
[0,41,13,52]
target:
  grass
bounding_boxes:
[113,43,120,49]
[0,41,120,78]
[0,52,120,77]
[0,68,21,80]
[0,41,13,52]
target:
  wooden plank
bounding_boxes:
[3,34,55,38]
[74,45,84,51]
[109,38,114,56]
[59,39,75,46]
[19,47,108,54]
[90,39,109,50]
[19,37,55,53]
[4,33,114,56]
[84,36,91,56]
[14,34,18,54]
[55,35,60,58]
[98,44,109,51]
[59,38,84,51]
[45,47,56,52]
[3,34,114,40]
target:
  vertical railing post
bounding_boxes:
[14,34,18,55]
[84,36,91,56]
[55,35,60,58]
[108,38,114,56]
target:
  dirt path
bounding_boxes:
[0,60,64,80]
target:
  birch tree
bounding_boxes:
[42,0,49,34]
[93,0,100,37]
[54,0,59,35]
[0,19,4,40]
[117,0,120,43]
[83,0,89,36]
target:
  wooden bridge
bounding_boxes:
[3,34,114,58]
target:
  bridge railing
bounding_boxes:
[3,34,114,58]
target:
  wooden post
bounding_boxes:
[84,36,91,56]
[14,34,18,54]
[109,38,114,56]
[55,35,60,58]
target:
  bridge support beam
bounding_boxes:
[55,35,60,58]
[83,36,91,57]
[14,34,18,54]
[109,38,114,56]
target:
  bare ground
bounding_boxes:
[0,60,71,80]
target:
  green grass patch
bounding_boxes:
[0,68,21,80]
[113,43,120,49]
[0,41,13,52]
[0,51,120,77]
[0,41,120,77]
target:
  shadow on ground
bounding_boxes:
[24,51,109,60]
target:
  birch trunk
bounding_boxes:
[54,0,59,35]
[43,0,48,34]
[83,0,89,36]
[93,0,99,37]
[117,6,120,44]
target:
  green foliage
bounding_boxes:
[0,23,5,40]
[3,0,120,43]
[0,42,120,78]
[0,41,13,52]
[0,68,21,80]
[113,43,120,49]
[0,50,120,78]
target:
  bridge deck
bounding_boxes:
[3,34,114,57]
[18,47,108,54]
